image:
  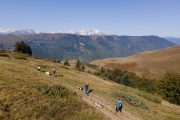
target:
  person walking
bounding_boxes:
[84,82,89,96]
[116,98,123,112]
[52,68,56,76]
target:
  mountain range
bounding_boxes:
[0,31,176,60]
[0,28,36,35]
[0,28,105,36]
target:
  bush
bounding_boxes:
[112,92,148,109]
[52,59,61,63]
[64,59,70,66]
[37,85,76,97]
[121,73,132,86]
[158,72,180,105]
[86,63,99,70]
[14,41,32,55]
[126,95,148,109]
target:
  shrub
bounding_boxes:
[52,59,61,63]
[121,73,133,86]
[126,95,148,109]
[37,85,76,97]
[158,72,180,105]
[86,63,99,70]
[112,92,148,109]
[64,59,70,66]
[14,41,32,55]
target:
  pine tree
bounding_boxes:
[15,41,32,55]
[75,59,81,70]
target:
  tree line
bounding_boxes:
[95,67,180,105]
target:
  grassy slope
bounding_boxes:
[0,52,180,120]
[0,54,107,120]
[91,46,180,78]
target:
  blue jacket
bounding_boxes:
[116,100,122,108]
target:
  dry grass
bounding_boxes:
[91,46,180,78]
[0,52,180,120]
[0,55,107,120]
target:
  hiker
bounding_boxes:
[52,68,56,76]
[84,82,89,96]
[37,66,41,71]
[116,98,122,112]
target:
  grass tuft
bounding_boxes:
[37,84,76,97]
[112,92,148,109]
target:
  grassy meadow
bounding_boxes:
[0,51,180,120]
[0,52,107,120]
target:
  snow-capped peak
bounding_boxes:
[0,28,36,35]
[0,28,15,33]
[75,29,106,35]
[0,28,105,36]
[13,29,36,35]
[46,29,106,35]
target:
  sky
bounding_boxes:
[0,0,180,37]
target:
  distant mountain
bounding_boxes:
[0,28,105,36]
[0,28,36,35]
[166,37,180,45]
[0,33,176,60]
[75,29,106,35]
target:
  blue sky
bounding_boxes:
[0,0,180,37]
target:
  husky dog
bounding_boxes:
[95,102,103,109]
[77,86,83,91]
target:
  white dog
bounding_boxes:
[37,66,41,71]
[95,102,103,109]
[45,71,50,76]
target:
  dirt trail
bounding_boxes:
[82,94,139,120]
[55,78,139,120]
[39,71,139,120]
